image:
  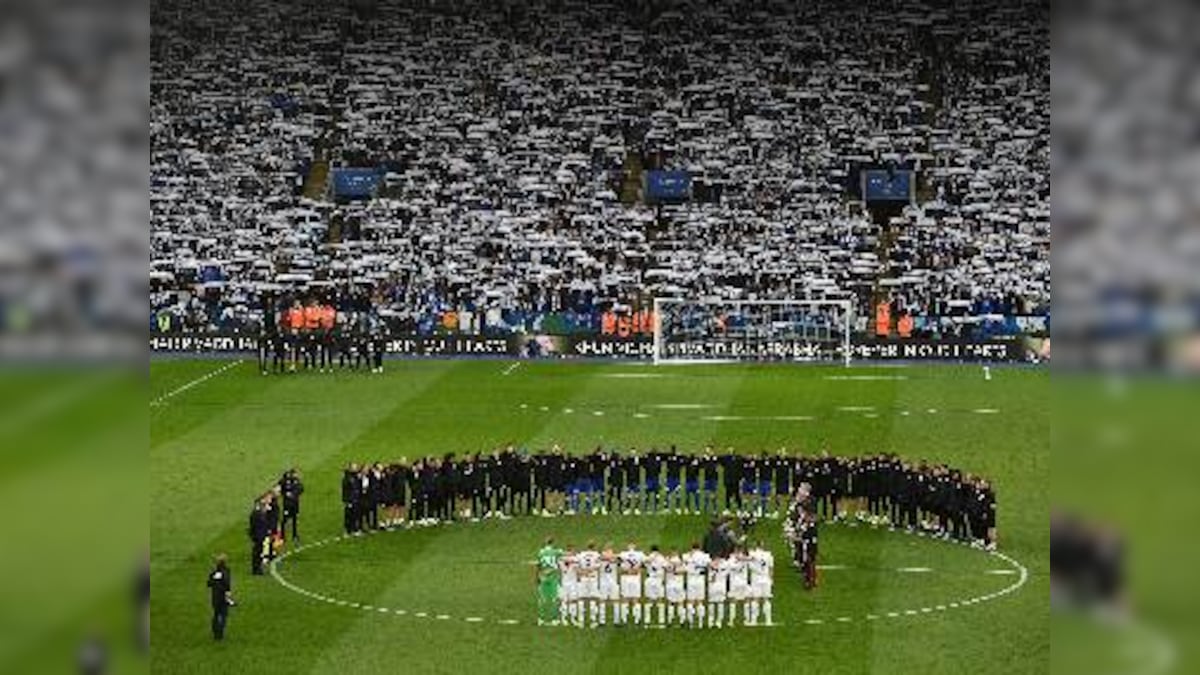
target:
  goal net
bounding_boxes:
[652,298,854,366]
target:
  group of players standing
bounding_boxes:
[340,446,997,548]
[255,298,385,375]
[535,539,774,628]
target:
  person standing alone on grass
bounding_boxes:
[279,468,304,542]
[207,554,234,640]
[535,538,565,625]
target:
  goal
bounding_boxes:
[652,298,854,366]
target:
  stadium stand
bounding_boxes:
[150,0,1049,338]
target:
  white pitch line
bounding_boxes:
[592,411,604,416]
[271,513,1031,630]
[653,403,713,409]
[838,405,875,412]
[701,415,745,421]
[150,359,242,407]
[973,408,1000,414]
[824,375,908,381]
[632,412,650,419]
[502,362,522,376]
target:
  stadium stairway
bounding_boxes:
[620,151,644,204]
[302,156,330,201]
[868,222,900,337]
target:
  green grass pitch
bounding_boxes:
[151,359,1048,674]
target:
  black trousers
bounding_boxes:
[211,605,228,640]
[250,538,265,574]
[724,485,741,510]
[282,506,299,540]
[343,503,357,533]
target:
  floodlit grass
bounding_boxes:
[150,359,1048,674]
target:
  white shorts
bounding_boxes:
[560,581,577,602]
[686,576,706,601]
[666,579,685,603]
[599,579,619,601]
[581,578,599,599]
[708,583,727,603]
[751,580,772,598]
[729,583,749,601]
[645,579,665,600]
[620,576,641,599]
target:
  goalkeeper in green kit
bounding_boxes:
[535,537,565,625]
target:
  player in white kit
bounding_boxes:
[683,542,711,628]
[664,550,686,626]
[598,544,620,626]
[576,543,602,628]
[748,542,775,626]
[559,547,581,627]
[727,547,751,627]
[643,546,667,626]
[706,555,730,628]
[617,543,645,625]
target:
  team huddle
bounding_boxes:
[536,539,774,628]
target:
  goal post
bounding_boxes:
[652,298,854,367]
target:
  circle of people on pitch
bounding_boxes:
[339,446,997,547]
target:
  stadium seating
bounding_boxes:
[150,0,1049,336]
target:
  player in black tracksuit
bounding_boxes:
[342,464,361,533]
[665,450,684,512]
[603,451,622,513]
[684,454,702,513]
[773,453,792,513]
[485,452,505,515]
[721,451,742,512]
[622,452,642,512]
[533,454,551,514]
[512,453,533,516]
[642,450,662,513]
[464,454,486,518]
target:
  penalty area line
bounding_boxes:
[502,362,522,376]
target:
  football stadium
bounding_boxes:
[150,0,1049,673]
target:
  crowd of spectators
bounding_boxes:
[151,0,1049,337]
